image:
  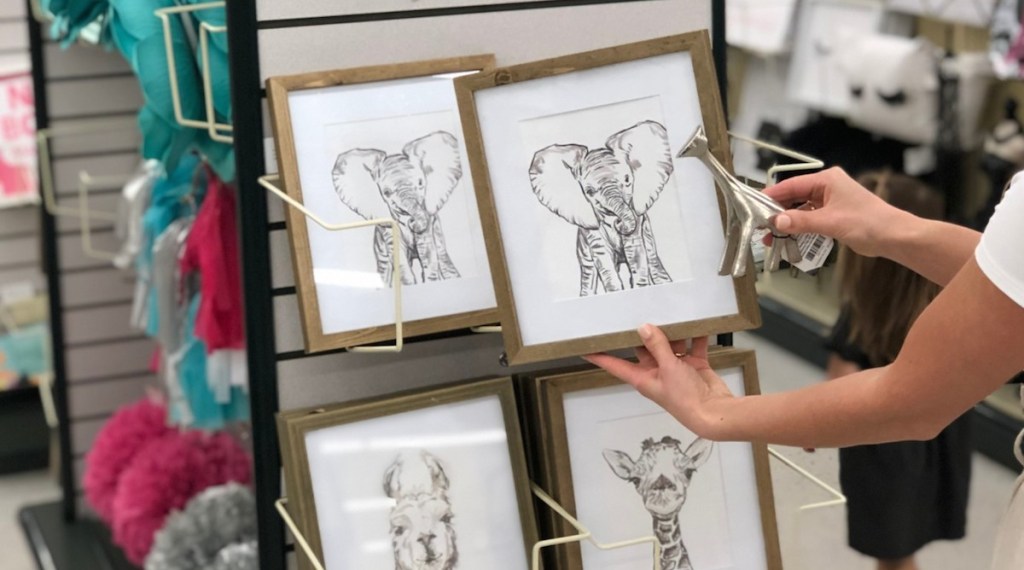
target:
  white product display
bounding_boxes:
[840,34,940,146]
[944,53,997,149]
[787,0,888,115]
[886,0,998,28]
[732,56,809,181]
[726,0,800,55]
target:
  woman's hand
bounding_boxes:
[765,167,909,258]
[583,324,736,440]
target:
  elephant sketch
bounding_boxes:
[332,131,464,287]
[529,120,675,296]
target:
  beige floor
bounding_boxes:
[0,334,1018,570]
[0,468,60,570]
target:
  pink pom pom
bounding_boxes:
[83,399,171,523]
[110,431,252,565]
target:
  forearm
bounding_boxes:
[880,211,980,286]
[696,366,934,447]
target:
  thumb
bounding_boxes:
[637,324,678,369]
[773,208,824,236]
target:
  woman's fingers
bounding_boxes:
[763,170,829,206]
[690,336,709,360]
[637,324,681,369]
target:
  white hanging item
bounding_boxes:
[726,0,801,56]
[839,34,941,146]
[887,0,998,28]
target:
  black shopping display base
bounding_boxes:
[753,297,1024,472]
[0,387,50,474]
[19,502,138,570]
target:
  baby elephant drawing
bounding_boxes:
[333,131,463,287]
[604,436,713,570]
[530,120,675,296]
[383,450,458,570]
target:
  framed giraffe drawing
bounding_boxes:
[454,31,760,365]
[520,348,782,570]
[276,378,538,570]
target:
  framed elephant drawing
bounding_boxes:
[519,349,782,570]
[454,32,760,365]
[276,378,538,570]
[267,55,499,352]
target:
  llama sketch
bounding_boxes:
[529,120,675,296]
[603,436,713,570]
[332,131,464,287]
[383,450,458,570]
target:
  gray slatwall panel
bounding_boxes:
[0,21,27,51]
[55,192,122,232]
[257,0,709,81]
[269,230,292,289]
[0,265,44,288]
[53,152,139,196]
[64,303,138,345]
[256,0,559,21]
[0,207,39,237]
[58,230,120,272]
[65,338,153,382]
[72,416,105,454]
[48,116,140,157]
[44,42,132,80]
[47,76,143,119]
[0,234,38,265]
[61,264,136,307]
[0,0,24,18]
[68,375,154,418]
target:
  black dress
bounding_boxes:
[826,311,973,560]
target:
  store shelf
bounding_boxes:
[0,384,49,474]
[19,501,138,570]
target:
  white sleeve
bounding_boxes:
[976,172,1024,308]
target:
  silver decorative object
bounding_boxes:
[678,126,802,278]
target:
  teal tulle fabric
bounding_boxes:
[45,0,234,181]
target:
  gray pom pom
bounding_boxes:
[211,540,258,570]
[145,483,257,570]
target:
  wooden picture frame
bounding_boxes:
[277,377,539,570]
[520,348,782,570]
[267,55,499,353]
[454,32,760,365]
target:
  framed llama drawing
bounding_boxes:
[277,378,537,570]
[454,32,760,365]
[267,55,499,353]
[521,349,782,570]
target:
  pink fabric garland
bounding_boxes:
[110,431,252,565]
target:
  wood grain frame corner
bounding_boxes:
[265,54,500,354]
[275,377,540,570]
[527,348,782,570]
[453,31,760,366]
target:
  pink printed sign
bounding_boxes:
[0,61,37,209]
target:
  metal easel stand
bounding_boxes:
[37,121,136,220]
[257,174,403,353]
[77,171,133,261]
[274,482,666,570]
[155,2,233,143]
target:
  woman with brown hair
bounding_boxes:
[825,172,971,570]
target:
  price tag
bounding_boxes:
[789,233,834,273]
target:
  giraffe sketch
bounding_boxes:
[603,436,713,570]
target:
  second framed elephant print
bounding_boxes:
[455,32,760,365]
[268,56,499,352]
